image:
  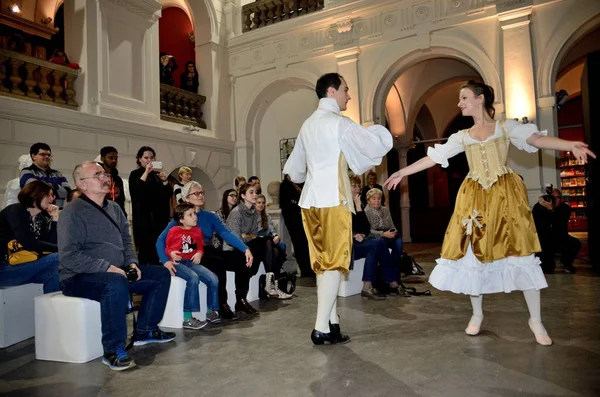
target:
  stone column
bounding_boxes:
[499,4,541,204]
[334,46,361,123]
[537,96,560,191]
[397,136,412,243]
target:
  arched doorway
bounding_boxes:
[553,25,600,266]
[158,6,195,89]
[381,57,481,242]
[169,166,218,210]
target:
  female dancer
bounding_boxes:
[384,81,595,346]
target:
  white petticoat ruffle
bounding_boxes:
[428,244,548,295]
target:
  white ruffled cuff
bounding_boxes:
[427,145,449,168]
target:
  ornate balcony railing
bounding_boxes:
[242,0,324,32]
[0,48,79,109]
[160,84,207,129]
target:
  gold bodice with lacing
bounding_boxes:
[463,128,512,190]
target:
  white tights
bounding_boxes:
[315,271,341,333]
[469,289,546,331]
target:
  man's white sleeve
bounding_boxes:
[339,118,393,175]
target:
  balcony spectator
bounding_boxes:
[173,166,193,204]
[180,61,199,93]
[99,146,126,216]
[20,143,71,209]
[129,147,172,265]
[159,52,178,86]
[0,180,60,293]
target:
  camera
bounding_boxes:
[124,264,138,282]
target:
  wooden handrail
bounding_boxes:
[242,0,324,32]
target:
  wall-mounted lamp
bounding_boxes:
[188,32,195,43]
[41,17,53,25]
[10,4,21,13]
[522,117,529,124]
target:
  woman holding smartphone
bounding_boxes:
[129,146,173,265]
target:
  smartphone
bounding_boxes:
[152,161,163,170]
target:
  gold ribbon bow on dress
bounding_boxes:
[462,210,483,236]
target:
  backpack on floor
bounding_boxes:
[399,253,425,277]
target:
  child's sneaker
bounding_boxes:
[206,311,222,324]
[182,317,208,330]
[102,347,136,371]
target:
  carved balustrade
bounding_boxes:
[0,48,79,108]
[242,0,324,32]
[160,84,207,129]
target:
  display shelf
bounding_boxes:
[559,152,588,232]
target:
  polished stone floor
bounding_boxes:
[1,244,599,397]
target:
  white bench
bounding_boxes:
[159,262,266,328]
[337,257,366,297]
[34,292,103,363]
[0,284,43,348]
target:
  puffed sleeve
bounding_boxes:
[338,118,393,175]
[503,119,547,153]
[427,131,465,168]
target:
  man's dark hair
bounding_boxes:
[100,146,118,158]
[18,180,54,209]
[29,142,51,156]
[315,73,344,99]
[248,176,260,184]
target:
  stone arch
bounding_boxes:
[366,42,503,129]
[161,1,195,27]
[168,165,219,209]
[536,10,600,99]
[186,0,219,44]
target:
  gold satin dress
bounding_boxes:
[428,121,548,295]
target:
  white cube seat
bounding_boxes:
[0,284,43,348]
[34,292,103,363]
[338,257,365,297]
[159,276,209,328]
[226,262,265,308]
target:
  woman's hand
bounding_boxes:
[244,249,253,268]
[384,170,404,190]
[242,233,256,240]
[47,204,60,221]
[382,230,397,239]
[273,235,280,245]
[164,261,177,277]
[158,171,168,182]
[354,233,365,243]
[570,141,596,164]
[170,251,182,262]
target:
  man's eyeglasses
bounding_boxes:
[80,172,110,180]
[187,191,205,198]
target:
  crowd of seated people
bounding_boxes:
[0,141,423,370]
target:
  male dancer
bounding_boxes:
[283,73,392,345]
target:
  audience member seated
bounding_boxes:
[279,174,312,278]
[180,61,199,93]
[247,176,262,194]
[159,52,178,86]
[129,146,172,265]
[0,180,60,293]
[350,176,408,300]
[173,166,193,204]
[59,161,175,372]
[99,146,127,216]
[227,184,292,300]
[157,181,253,320]
[2,154,32,209]
[551,188,581,273]
[256,193,289,290]
[360,171,385,207]
[365,188,404,269]
[164,203,221,329]
[213,189,238,250]
[234,176,246,192]
[20,143,72,209]
[532,195,555,274]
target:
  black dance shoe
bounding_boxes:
[329,322,351,344]
[311,329,337,345]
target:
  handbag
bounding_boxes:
[7,239,41,265]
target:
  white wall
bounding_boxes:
[255,88,317,187]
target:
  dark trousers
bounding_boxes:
[553,235,582,267]
[201,245,260,304]
[284,214,313,277]
[354,237,399,284]
[60,265,171,354]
